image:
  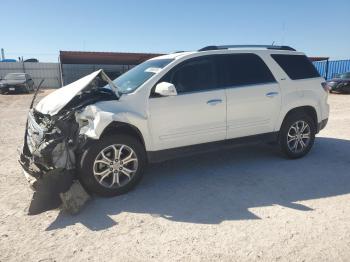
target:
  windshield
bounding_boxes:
[4,74,26,80]
[113,59,173,94]
[4,73,25,80]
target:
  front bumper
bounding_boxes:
[19,109,77,183]
[19,116,76,214]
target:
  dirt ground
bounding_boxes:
[0,90,350,262]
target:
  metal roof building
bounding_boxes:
[59,51,163,85]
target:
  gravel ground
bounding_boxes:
[0,90,349,262]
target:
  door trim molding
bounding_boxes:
[147,132,278,163]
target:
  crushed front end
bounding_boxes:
[20,108,78,179]
[19,108,80,214]
[18,70,118,214]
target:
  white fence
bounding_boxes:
[0,62,62,88]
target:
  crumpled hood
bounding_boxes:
[35,69,118,116]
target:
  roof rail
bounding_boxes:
[198,45,296,52]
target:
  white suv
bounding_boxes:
[20,45,329,197]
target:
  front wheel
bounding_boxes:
[78,134,146,197]
[279,113,316,159]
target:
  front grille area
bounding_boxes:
[26,111,45,154]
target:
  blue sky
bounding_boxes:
[1,0,349,62]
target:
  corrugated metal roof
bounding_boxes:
[309,57,329,62]
[60,50,329,65]
[59,51,164,65]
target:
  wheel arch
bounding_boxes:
[100,121,146,150]
[279,105,318,131]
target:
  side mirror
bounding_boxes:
[154,82,177,97]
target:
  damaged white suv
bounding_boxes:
[20,45,329,197]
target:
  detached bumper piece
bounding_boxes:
[26,169,74,215]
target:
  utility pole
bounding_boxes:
[1,48,5,60]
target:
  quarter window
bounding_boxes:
[271,54,320,80]
[218,54,276,87]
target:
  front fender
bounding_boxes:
[76,103,151,150]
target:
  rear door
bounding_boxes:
[219,53,281,139]
[148,56,227,151]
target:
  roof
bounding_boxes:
[309,57,329,62]
[153,48,303,61]
[59,51,164,65]
[198,45,296,51]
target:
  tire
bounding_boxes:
[279,112,316,159]
[77,134,146,197]
[23,85,30,94]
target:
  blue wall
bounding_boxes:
[313,59,350,80]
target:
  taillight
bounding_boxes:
[321,82,330,92]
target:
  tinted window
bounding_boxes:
[271,54,320,80]
[218,53,275,87]
[218,54,276,87]
[164,57,217,93]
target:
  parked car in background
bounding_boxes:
[24,58,39,63]
[327,72,350,94]
[0,73,35,94]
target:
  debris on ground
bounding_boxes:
[59,180,91,214]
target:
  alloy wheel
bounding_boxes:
[93,144,138,188]
[287,120,311,153]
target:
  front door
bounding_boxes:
[148,56,227,151]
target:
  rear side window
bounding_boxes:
[218,53,276,88]
[164,57,217,93]
[271,54,320,80]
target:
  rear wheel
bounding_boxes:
[78,134,146,197]
[279,113,316,159]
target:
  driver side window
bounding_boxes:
[161,57,217,94]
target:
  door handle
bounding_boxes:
[207,99,223,105]
[265,92,279,98]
